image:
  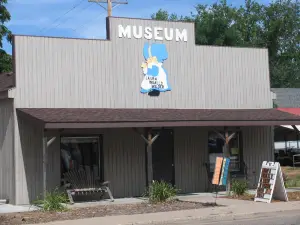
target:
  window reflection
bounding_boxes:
[60,136,102,183]
[208,132,242,172]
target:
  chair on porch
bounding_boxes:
[63,167,114,204]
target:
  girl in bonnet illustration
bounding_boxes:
[140,43,171,93]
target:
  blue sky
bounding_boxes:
[3,0,270,54]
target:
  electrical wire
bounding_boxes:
[39,0,86,33]
[45,2,95,33]
[71,4,120,34]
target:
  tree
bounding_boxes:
[261,0,300,87]
[151,9,192,22]
[0,0,11,47]
[0,0,12,73]
[0,49,11,73]
[192,1,242,46]
[151,0,300,88]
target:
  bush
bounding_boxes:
[145,180,179,203]
[231,179,248,196]
[33,188,69,212]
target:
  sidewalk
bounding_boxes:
[28,196,300,225]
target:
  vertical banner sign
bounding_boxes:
[219,158,231,185]
[212,157,231,186]
[254,161,288,203]
[212,157,223,185]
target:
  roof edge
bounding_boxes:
[45,120,300,129]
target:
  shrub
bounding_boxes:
[231,179,248,196]
[33,188,69,212]
[145,180,179,203]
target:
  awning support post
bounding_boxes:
[147,131,154,187]
[292,125,300,133]
[224,130,233,196]
[132,128,160,187]
[47,137,56,147]
[42,137,47,198]
[214,128,235,195]
[43,136,56,198]
[292,126,300,149]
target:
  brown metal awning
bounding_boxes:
[16,108,300,129]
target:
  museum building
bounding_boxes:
[1,17,300,205]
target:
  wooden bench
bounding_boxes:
[63,168,114,204]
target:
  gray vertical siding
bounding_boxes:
[103,129,146,197]
[15,127,146,204]
[194,46,272,109]
[14,116,44,205]
[0,99,15,203]
[14,120,61,205]
[242,126,273,188]
[271,88,300,107]
[13,17,272,109]
[174,127,208,193]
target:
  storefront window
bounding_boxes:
[208,132,242,173]
[60,136,102,184]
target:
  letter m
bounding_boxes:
[118,25,131,38]
[176,29,187,42]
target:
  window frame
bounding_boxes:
[208,130,244,175]
[59,135,104,182]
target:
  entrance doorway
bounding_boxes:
[147,129,175,185]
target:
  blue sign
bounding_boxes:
[140,43,171,93]
[219,158,231,186]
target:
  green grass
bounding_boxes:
[285,174,300,188]
[282,167,300,188]
[283,166,300,171]
[32,188,69,212]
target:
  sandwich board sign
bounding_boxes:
[254,161,288,203]
[212,157,231,186]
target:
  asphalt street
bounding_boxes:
[157,210,300,225]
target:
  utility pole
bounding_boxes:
[88,0,128,17]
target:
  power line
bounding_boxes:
[71,4,120,34]
[45,3,95,33]
[39,0,86,33]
